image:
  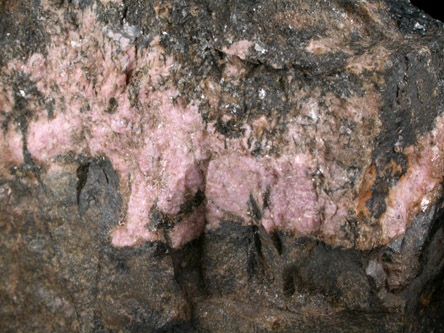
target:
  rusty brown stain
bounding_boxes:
[384,159,403,178]
[420,287,436,310]
[357,165,376,219]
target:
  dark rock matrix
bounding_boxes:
[1,0,444,331]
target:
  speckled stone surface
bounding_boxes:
[1,0,444,331]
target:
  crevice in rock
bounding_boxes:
[246,226,265,281]
[271,232,283,256]
[247,193,262,224]
[171,236,207,330]
[76,162,89,206]
[172,237,207,299]
[282,266,296,297]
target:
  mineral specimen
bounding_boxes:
[1,0,444,331]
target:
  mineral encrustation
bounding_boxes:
[1,0,444,331]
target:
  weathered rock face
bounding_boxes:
[1,0,444,331]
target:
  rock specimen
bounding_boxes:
[1,0,444,331]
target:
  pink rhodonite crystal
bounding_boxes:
[1,2,444,251]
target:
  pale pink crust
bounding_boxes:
[380,115,444,242]
[305,37,353,56]
[112,172,158,248]
[1,7,208,248]
[27,112,83,162]
[205,150,323,237]
[169,206,206,249]
[221,40,253,60]
[205,154,266,228]
[222,57,248,79]
[346,46,392,79]
[261,154,320,235]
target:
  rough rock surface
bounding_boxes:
[1,0,444,331]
